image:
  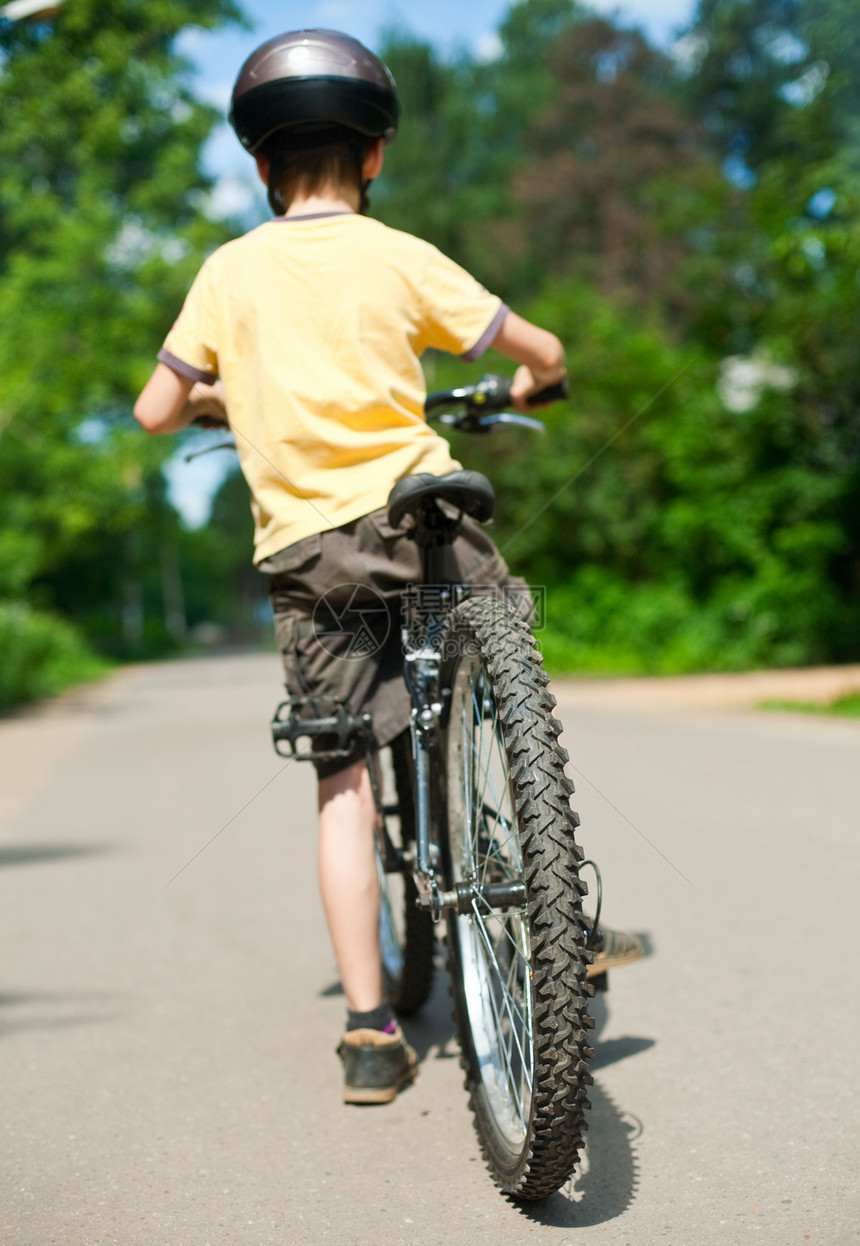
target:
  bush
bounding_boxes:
[0,601,109,710]
[538,565,842,676]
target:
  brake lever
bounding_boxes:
[434,411,546,434]
[184,439,237,463]
[478,412,546,433]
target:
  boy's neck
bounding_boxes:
[282,189,360,218]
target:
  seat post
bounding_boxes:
[385,470,496,587]
[411,500,460,587]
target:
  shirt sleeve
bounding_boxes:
[157,254,220,382]
[416,245,509,360]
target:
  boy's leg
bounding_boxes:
[318,757,418,1103]
[317,758,383,1013]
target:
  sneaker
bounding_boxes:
[585,922,644,977]
[336,1025,418,1104]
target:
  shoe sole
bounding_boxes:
[587,946,644,977]
[343,1066,417,1105]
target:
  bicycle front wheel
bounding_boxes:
[439,597,593,1199]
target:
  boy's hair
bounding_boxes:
[260,124,374,215]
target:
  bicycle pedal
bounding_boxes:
[270,697,373,761]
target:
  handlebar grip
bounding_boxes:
[527,378,569,407]
[482,376,569,408]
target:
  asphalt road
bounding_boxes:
[2,653,858,1246]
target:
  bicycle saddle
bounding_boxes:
[387,470,496,528]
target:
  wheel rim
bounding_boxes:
[377,848,405,983]
[376,746,406,985]
[448,653,534,1150]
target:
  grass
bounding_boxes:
[758,694,860,718]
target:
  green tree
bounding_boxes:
[678,0,860,652]
[0,0,242,697]
[681,0,859,173]
[434,276,847,673]
[375,33,533,292]
[504,17,732,322]
[179,464,270,643]
[376,2,588,298]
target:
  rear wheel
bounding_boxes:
[376,731,436,1016]
[440,597,593,1200]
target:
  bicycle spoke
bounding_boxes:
[470,911,532,1124]
[471,707,507,856]
[469,688,496,858]
[477,802,518,891]
[474,888,530,968]
[490,986,527,1130]
[470,680,502,815]
[450,650,540,1150]
[469,710,518,894]
[470,906,531,1072]
[473,929,527,1123]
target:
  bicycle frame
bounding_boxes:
[397,503,455,921]
[370,499,529,922]
[270,498,527,921]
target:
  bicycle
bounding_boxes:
[270,374,596,1200]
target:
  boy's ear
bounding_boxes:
[254,151,271,186]
[363,138,385,181]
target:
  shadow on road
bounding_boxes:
[0,842,113,868]
[318,945,650,1224]
[509,1079,643,1227]
[591,1034,655,1071]
[0,989,124,1038]
[511,990,652,1226]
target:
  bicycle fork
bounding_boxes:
[404,642,525,922]
[403,645,445,919]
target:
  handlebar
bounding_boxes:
[425,373,567,434]
[185,372,567,460]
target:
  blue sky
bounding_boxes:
[182,0,696,72]
[169,0,696,525]
[182,0,696,100]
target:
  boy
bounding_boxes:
[135,29,641,1104]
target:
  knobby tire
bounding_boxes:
[439,597,593,1200]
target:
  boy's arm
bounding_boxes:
[489,312,566,412]
[134,363,228,434]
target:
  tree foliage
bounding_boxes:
[0,0,241,695]
[509,18,731,318]
[3,0,860,701]
[380,0,860,672]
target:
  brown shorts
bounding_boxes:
[264,507,533,778]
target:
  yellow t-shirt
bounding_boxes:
[159,212,507,562]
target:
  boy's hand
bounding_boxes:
[490,313,566,411]
[135,366,228,435]
[191,411,230,429]
[187,378,228,425]
[510,366,536,413]
[510,365,565,413]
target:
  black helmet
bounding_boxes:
[229,29,400,154]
